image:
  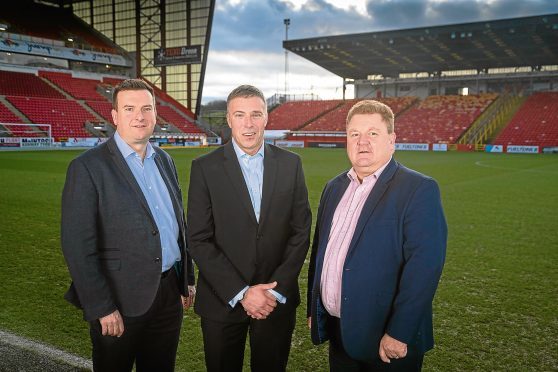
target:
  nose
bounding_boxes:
[135,109,145,121]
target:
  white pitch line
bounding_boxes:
[0,329,92,370]
[474,160,558,174]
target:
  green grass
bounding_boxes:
[1,148,557,371]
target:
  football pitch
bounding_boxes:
[0,148,557,371]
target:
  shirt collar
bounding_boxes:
[347,157,392,184]
[231,138,265,160]
[114,131,155,160]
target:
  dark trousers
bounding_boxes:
[328,317,424,372]
[200,309,296,372]
[89,268,183,372]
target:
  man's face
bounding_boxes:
[111,89,157,145]
[227,96,267,156]
[346,113,395,179]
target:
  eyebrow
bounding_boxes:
[122,104,153,109]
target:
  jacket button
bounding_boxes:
[152,230,158,235]
[154,257,161,262]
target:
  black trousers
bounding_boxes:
[200,309,296,372]
[328,317,424,372]
[89,268,183,372]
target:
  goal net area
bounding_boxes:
[0,123,53,148]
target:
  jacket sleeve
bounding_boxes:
[268,156,312,298]
[186,158,248,304]
[61,158,117,321]
[386,178,447,343]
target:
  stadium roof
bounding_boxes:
[284,14,558,79]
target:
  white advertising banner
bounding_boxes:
[432,143,448,152]
[20,138,52,147]
[275,140,305,148]
[395,143,429,151]
[64,138,107,147]
[0,35,130,66]
[506,145,539,154]
[485,145,503,153]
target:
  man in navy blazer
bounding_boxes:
[307,100,447,371]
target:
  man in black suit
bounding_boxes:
[187,85,312,372]
[61,79,195,372]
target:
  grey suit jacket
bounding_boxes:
[61,137,194,321]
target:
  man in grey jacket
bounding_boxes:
[61,79,195,372]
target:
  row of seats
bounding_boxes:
[494,92,558,147]
[6,96,98,139]
[266,100,342,130]
[40,71,107,101]
[0,69,206,138]
[394,94,498,143]
[303,96,417,132]
[157,106,203,134]
[0,70,64,98]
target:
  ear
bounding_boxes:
[226,112,232,129]
[111,109,118,126]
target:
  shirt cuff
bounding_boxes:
[229,286,249,308]
[268,289,287,304]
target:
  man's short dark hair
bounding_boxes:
[226,85,267,111]
[112,79,155,110]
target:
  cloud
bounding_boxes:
[202,49,347,102]
[365,0,558,30]
[202,0,558,103]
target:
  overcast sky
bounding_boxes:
[201,0,558,103]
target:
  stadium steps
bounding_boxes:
[0,96,31,124]
[78,100,112,138]
[485,96,527,144]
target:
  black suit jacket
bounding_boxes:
[187,142,312,322]
[61,137,195,321]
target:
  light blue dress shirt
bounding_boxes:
[229,140,286,307]
[113,132,181,272]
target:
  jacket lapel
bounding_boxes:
[153,152,184,230]
[321,174,350,243]
[258,144,276,229]
[106,137,156,227]
[223,142,258,224]
[346,159,399,258]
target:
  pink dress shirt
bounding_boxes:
[320,161,389,317]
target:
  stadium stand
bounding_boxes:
[40,71,107,101]
[395,94,498,143]
[0,70,65,99]
[85,100,113,123]
[2,2,118,53]
[266,100,342,130]
[6,96,97,139]
[301,96,417,132]
[494,92,558,147]
[157,105,203,134]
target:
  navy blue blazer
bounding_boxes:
[307,158,447,362]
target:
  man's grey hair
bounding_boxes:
[226,85,267,111]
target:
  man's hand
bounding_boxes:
[99,310,124,337]
[182,285,196,310]
[379,333,407,363]
[307,317,311,329]
[240,282,278,320]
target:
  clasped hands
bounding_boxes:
[240,281,278,320]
